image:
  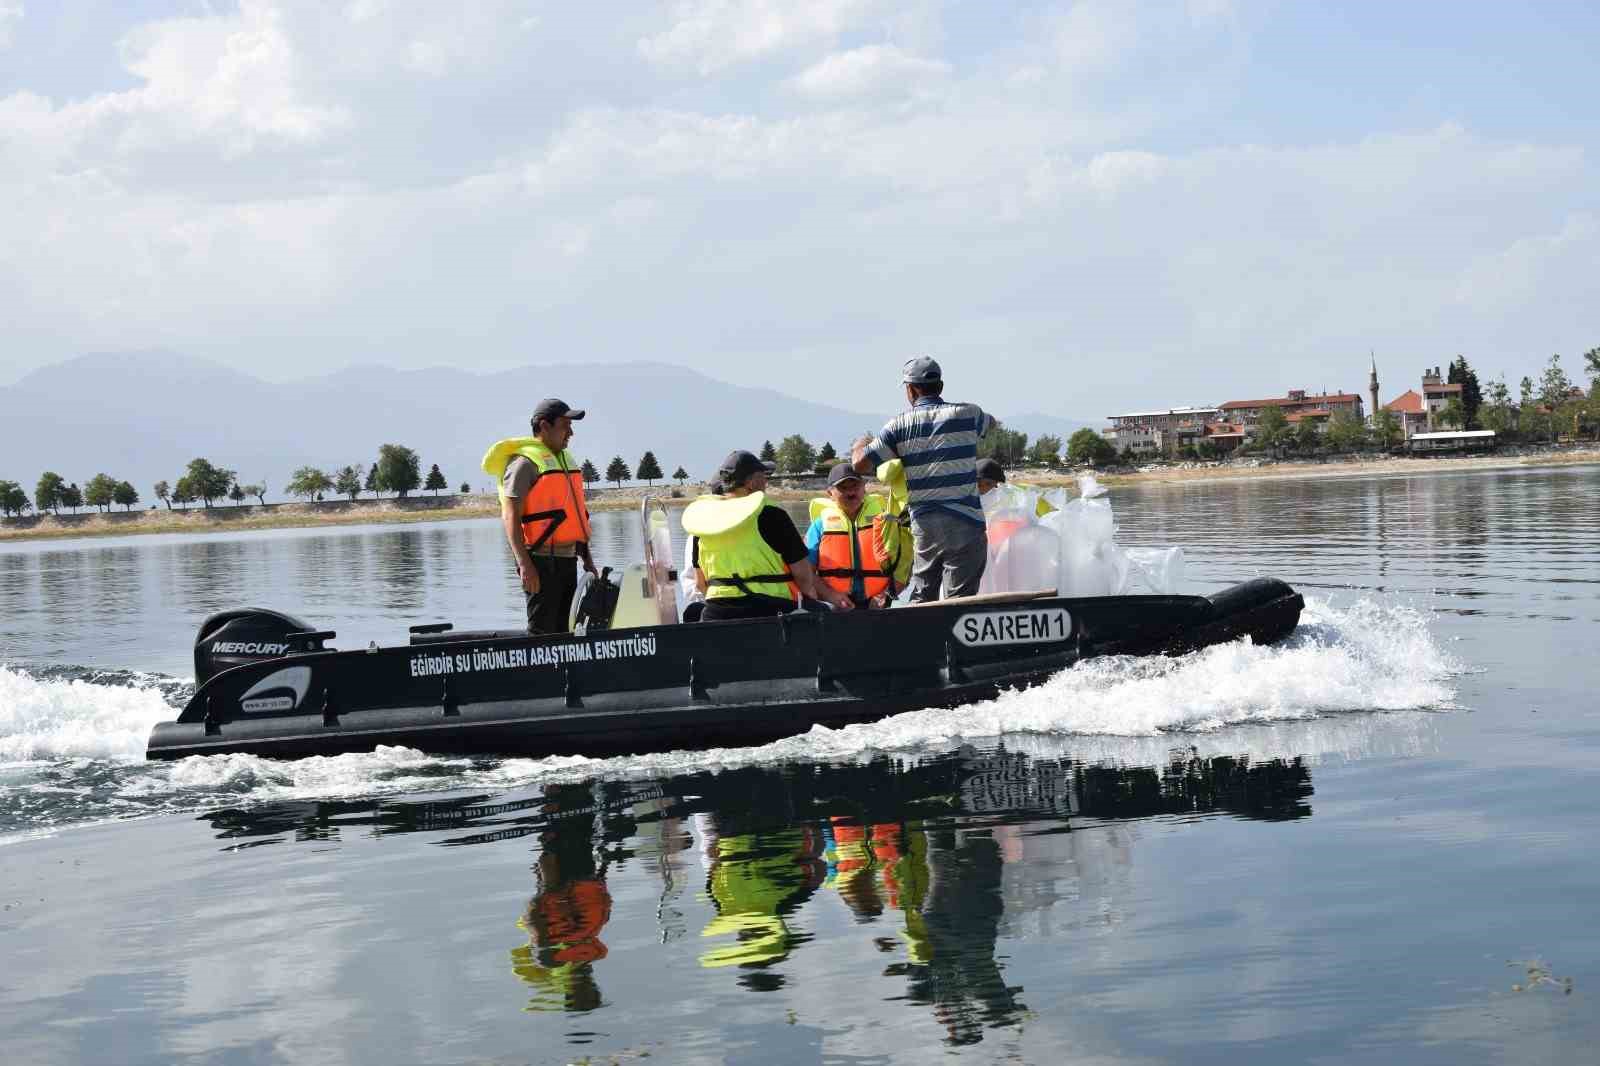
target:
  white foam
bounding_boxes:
[0,665,176,762]
[569,594,1458,775]
[144,745,606,802]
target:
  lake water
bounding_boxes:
[2,466,1597,1064]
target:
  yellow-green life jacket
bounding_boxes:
[681,492,795,602]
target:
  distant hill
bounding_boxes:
[1003,412,1099,444]
[0,352,1092,502]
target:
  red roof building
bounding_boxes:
[1383,390,1428,439]
[1218,389,1364,426]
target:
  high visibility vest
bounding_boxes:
[808,495,891,600]
[873,461,915,590]
[482,437,591,550]
[681,492,797,602]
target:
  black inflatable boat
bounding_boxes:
[145,575,1303,762]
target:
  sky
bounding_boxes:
[1,0,1595,419]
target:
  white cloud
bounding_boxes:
[0,2,1595,416]
[637,0,893,75]
[789,44,950,101]
[0,1,21,52]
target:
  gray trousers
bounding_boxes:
[908,508,988,603]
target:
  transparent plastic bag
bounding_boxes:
[1124,546,1186,595]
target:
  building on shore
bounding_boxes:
[1218,389,1365,430]
[1383,390,1429,439]
[1420,366,1463,429]
[1102,406,1220,458]
[1406,429,1496,454]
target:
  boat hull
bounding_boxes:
[146,578,1303,761]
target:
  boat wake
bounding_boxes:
[0,596,1456,839]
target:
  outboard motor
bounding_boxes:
[194,608,328,686]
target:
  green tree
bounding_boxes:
[1326,408,1366,451]
[817,441,837,463]
[334,465,363,501]
[227,482,246,505]
[458,481,470,495]
[759,440,777,464]
[1293,419,1321,451]
[1447,355,1483,428]
[1373,407,1402,448]
[84,473,119,512]
[364,464,381,496]
[1066,428,1116,468]
[605,455,631,487]
[580,459,600,485]
[1518,376,1538,439]
[240,483,266,505]
[60,483,83,512]
[35,471,65,514]
[153,480,172,510]
[1437,397,1465,430]
[1026,434,1062,468]
[672,466,689,485]
[1539,354,1574,440]
[376,444,422,497]
[424,463,448,494]
[285,466,335,500]
[0,480,30,516]
[635,451,664,485]
[172,478,193,509]
[1255,404,1289,447]
[1585,345,1600,384]
[1480,377,1513,437]
[182,458,236,507]
[978,421,1028,466]
[113,481,140,511]
[775,435,816,474]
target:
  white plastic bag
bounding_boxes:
[979,484,1057,595]
[1124,546,1187,595]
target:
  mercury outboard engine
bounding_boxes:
[193,608,329,686]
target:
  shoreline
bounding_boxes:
[0,488,718,544]
[3,448,1597,544]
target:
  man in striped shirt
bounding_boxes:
[851,357,994,602]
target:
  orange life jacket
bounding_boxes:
[484,439,591,551]
[519,464,590,550]
[811,497,891,601]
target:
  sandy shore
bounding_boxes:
[4,448,1596,543]
[1031,444,1600,490]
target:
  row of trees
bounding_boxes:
[2,472,144,516]
[1471,350,1600,441]
[591,453,690,488]
[1393,351,1600,441]
[280,446,458,502]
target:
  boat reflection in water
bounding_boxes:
[203,745,1312,1046]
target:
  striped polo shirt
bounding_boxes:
[865,397,994,525]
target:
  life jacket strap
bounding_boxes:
[521,508,566,550]
[707,573,792,595]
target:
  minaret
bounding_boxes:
[1368,351,1380,426]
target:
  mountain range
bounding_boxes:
[0,352,1092,501]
